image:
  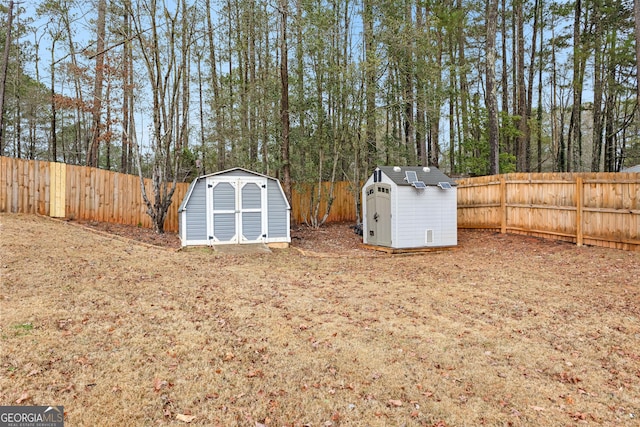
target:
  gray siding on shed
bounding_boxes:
[184,179,207,241]
[267,180,288,238]
[179,167,290,246]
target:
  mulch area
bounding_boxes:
[69,219,367,254]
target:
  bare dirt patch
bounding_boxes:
[1,213,639,426]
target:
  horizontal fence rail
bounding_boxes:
[2,157,638,251]
[456,173,640,251]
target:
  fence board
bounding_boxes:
[50,162,66,217]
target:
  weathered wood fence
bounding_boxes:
[2,157,638,250]
[0,157,358,231]
[457,173,640,251]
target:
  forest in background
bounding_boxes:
[1,0,640,201]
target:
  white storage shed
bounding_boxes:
[362,166,457,249]
[178,168,290,247]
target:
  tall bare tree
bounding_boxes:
[205,0,224,171]
[363,0,377,169]
[87,0,107,167]
[487,0,499,175]
[635,0,640,106]
[130,0,193,233]
[0,0,14,154]
[515,0,529,171]
[121,0,134,174]
[279,0,291,203]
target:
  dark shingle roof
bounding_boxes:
[377,166,457,187]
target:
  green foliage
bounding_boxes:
[2,0,638,179]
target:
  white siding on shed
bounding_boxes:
[362,166,457,249]
[393,187,457,248]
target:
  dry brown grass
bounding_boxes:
[1,213,639,426]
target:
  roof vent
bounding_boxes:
[423,167,430,173]
[393,166,402,172]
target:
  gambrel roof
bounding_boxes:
[178,167,291,213]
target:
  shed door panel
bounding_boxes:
[239,181,265,243]
[212,182,238,243]
[366,184,391,246]
[376,185,391,246]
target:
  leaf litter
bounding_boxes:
[0,213,639,425]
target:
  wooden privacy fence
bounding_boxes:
[0,156,189,231]
[291,181,360,224]
[2,157,639,251]
[457,173,640,251]
[0,157,358,232]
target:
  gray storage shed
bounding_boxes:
[178,168,290,247]
[362,166,457,249]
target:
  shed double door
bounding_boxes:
[365,184,391,246]
[207,178,267,244]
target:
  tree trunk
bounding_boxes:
[487,0,500,175]
[61,9,86,164]
[415,4,428,167]
[568,0,584,172]
[634,0,640,106]
[197,52,206,175]
[50,40,57,162]
[279,0,291,204]
[515,0,529,172]
[121,3,133,174]
[456,0,469,171]
[500,0,510,156]
[604,26,618,172]
[525,0,540,171]
[87,0,107,167]
[364,0,377,169]
[0,0,14,154]
[591,2,604,172]
[206,0,223,170]
[429,26,443,168]
[105,69,112,170]
[536,0,544,172]
[403,0,415,164]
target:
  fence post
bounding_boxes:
[500,175,507,233]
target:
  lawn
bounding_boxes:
[0,213,639,426]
